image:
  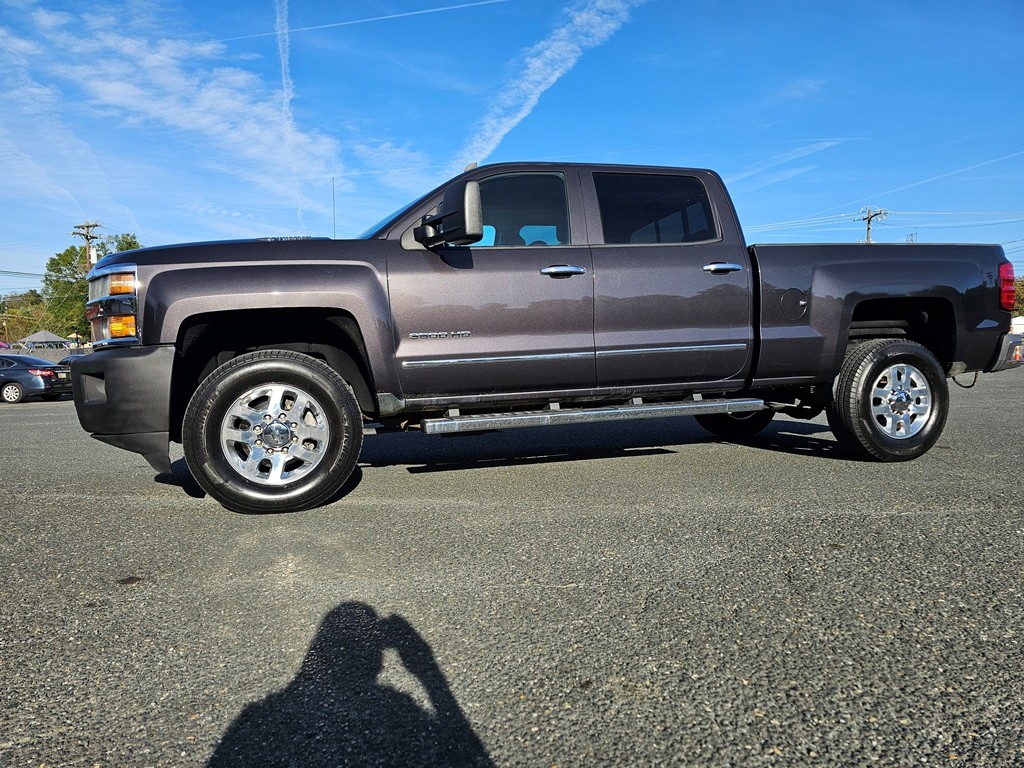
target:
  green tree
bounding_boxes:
[42,244,91,339]
[98,232,142,257]
[41,232,143,340]
[1,290,46,343]
[1015,277,1024,317]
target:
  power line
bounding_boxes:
[744,213,858,233]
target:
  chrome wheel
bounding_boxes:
[869,362,932,439]
[219,383,332,486]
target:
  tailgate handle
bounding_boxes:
[540,265,587,278]
[703,262,743,274]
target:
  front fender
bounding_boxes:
[140,262,401,394]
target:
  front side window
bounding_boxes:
[593,173,717,245]
[467,172,569,247]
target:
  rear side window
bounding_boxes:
[593,173,717,245]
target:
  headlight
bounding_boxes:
[86,264,139,346]
[88,269,138,301]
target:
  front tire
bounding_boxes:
[183,350,363,513]
[826,339,948,461]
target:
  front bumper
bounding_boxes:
[71,345,175,472]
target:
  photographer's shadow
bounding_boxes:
[207,602,494,767]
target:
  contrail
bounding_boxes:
[214,0,509,43]
[818,149,1024,215]
[870,149,1024,198]
[725,141,842,184]
[275,0,306,231]
[454,0,647,170]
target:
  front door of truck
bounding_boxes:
[585,170,753,387]
[387,169,596,396]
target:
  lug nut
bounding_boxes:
[255,439,263,446]
[278,413,287,421]
[253,425,263,434]
[263,414,273,422]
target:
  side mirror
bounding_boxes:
[413,180,483,247]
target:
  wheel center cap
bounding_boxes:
[890,389,912,413]
[262,421,292,448]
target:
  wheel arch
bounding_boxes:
[843,297,957,371]
[170,308,376,442]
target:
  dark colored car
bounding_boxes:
[0,354,73,403]
[59,351,90,366]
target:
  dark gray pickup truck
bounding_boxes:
[72,162,1022,512]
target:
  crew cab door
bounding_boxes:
[387,168,595,396]
[584,169,753,387]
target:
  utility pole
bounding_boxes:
[71,221,102,266]
[857,207,889,244]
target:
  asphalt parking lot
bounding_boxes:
[2,369,1023,767]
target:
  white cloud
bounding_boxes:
[765,77,825,105]
[453,0,647,171]
[10,8,343,228]
[30,8,74,30]
[0,26,42,66]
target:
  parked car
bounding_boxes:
[59,351,90,366]
[0,354,73,403]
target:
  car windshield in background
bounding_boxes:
[8,355,60,367]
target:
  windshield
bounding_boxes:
[355,186,442,239]
[7,355,57,367]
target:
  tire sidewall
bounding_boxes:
[184,352,361,512]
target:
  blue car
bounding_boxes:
[0,354,73,404]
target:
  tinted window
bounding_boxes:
[466,173,569,247]
[593,173,717,245]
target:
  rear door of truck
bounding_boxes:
[581,167,754,387]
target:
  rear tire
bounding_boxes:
[695,409,775,439]
[826,339,947,461]
[183,350,363,513]
[2,382,24,404]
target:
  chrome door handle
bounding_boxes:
[702,262,744,274]
[540,265,588,278]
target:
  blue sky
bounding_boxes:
[2,0,1022,297]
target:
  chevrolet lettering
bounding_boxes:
[410,331,472,340]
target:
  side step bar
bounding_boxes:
[419,397,765,436]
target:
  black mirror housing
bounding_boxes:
[414,180,483,247]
